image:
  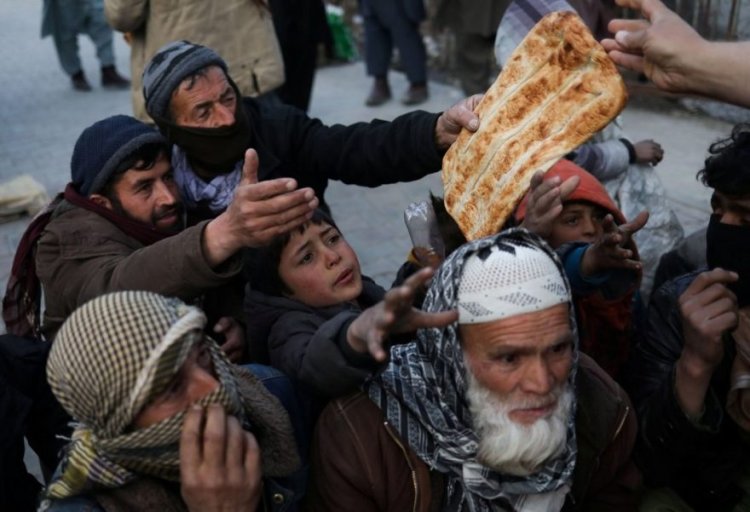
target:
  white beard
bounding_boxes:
[466,371,574,476]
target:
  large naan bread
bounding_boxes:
[442,11,627,240]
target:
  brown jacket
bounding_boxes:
[309,354,641,512]
[36,206,241,339]
[104,0,284,122]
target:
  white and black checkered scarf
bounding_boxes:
[367,229,579,512]
[45,291,298,501]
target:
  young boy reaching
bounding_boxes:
[244,209,456,406]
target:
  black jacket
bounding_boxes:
[626,270,748,510]
[245,277,385,400]
[245,97,443,200]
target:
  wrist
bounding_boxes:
[346,322,368,353]
[203,214,239,267]
[677,349,717,382]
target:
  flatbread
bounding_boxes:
[442,11,627,240]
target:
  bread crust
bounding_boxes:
[442,11,627,240]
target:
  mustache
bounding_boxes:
[153,202,183,221]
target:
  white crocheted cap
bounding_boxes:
[457,242,569,324]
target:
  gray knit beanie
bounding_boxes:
[143,40,227,119]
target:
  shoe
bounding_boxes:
[401,84,428,106]
[365,78,391,107]
[71,71,92,92]
[101,65,130,89]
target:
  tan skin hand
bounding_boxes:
[520,170,580,238]
[675,268,739,418]
[634,139,664,165]
[601,0,708,94]
[347,267,458,362]
[580,211,648,277]
[180,405,263,512]
[213,317,244,363]
[434,94,483,149]
[202,148,319,266]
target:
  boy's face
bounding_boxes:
[278,222,363,307]
[547,201,608,248]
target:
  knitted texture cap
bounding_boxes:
[457,238,569,323]
[71,115,167,196]
[143,40,227,119]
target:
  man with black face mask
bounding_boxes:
[625,124,750,512]
[141,41,481,241]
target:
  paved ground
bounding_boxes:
[0,0,739,488]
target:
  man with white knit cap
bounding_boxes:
[309,229,640,511]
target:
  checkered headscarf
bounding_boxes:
[45,291,245,499]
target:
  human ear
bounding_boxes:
[89,193,113,210]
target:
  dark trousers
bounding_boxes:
[361,0,427,84]
[0,335,71,511]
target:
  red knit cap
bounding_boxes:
[515,159,625,224]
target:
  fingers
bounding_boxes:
[684,268,739,299]
[608,18,650,35]
[181,405,205,474]
[241,177,300,202]
[408,309,459,330]
[607,50,646,73]
[243,430,261,474]
[202,405,228,468]
[623,211,650,236]
[557,175,581,202]
[213,316,233,333]
[240,149,260,187]
[614,28,649,53]
[225,414,245,470]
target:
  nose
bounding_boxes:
[213,103,236,128]
[184,362,220,404]
[520,358,555,396]
[323,246,342,268]
[720,211,743,226]
[154,179,177,206]
[579,215,598,242]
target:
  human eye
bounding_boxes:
[493,352,519,367]
[327,233,341,245]
[163,171,175,182]
[562,215,579,226]
[298,252,314,265]
[549,340,572,357]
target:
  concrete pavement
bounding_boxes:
[0,0,735,336]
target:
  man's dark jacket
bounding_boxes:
[242,97,443,203]
[626,270,749,510]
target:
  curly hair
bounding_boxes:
[698,123,750,196]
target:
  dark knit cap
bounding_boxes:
[142,40,227,119]
[71,115,167,196]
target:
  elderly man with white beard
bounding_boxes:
[309,229,641,512]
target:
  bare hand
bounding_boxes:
[434,94,482,149]
[347,267,458,361]
[203,149,318,265]
[601,0,705,94]
[214,317,244,363]
[520,170,580,238]
[580,211,648,276]
[180,405,262,512]
[679,268,739,373]
[634,139,664,165]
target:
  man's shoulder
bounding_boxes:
[575,354,632,446]
[40,205,138,252]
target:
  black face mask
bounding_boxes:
[706,214,750,307]
[154,81,252,175]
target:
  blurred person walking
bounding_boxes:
[42,0,130,91]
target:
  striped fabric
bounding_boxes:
[368,229,579,512]
[45,291,244,499]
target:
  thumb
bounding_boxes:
[615,28,648,52]
[241,149,259,186]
